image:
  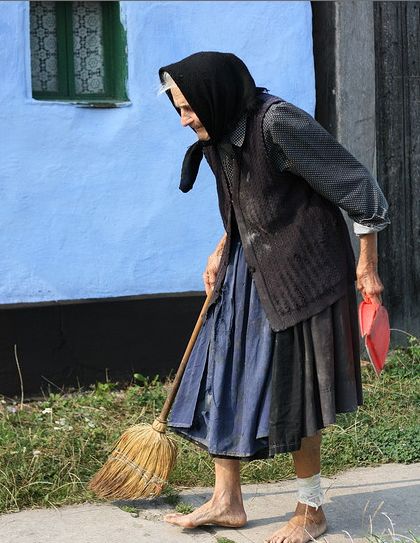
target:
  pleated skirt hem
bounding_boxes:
[170,397,362,460]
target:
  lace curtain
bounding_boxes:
[72,2,105,94]
[30,2,59,93]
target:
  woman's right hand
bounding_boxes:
[202,233,227,295]
[203,252,222,295]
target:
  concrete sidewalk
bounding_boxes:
[1,463,419,543]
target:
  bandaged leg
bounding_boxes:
[296,472,325,510]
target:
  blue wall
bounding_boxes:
[0,1,315,305]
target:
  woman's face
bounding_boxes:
[170,86,210,141]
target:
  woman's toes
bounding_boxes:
[164,513,182,518]
[163,512,185,523]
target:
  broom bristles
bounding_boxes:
[88,420,178,499]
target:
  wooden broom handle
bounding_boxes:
[158,291,214,423]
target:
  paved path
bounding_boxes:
[1,463,419,543]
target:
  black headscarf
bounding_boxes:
[159,51,266,192]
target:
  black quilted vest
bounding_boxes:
[203,94,356,331]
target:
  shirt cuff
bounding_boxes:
[353,222,382,236]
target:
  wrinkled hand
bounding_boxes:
[356,263,384,305]
[203,252,221,296]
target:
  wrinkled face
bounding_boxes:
[170,86,210,141]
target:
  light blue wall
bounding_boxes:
[0,1,315,305]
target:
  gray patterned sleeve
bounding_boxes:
[262,101,390,235]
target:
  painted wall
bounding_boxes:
[0,1,315,305]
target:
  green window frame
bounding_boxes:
[30,1,128,104]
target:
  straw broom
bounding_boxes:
[88,291,213,500]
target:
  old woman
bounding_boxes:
[158,52,389,543]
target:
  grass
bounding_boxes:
[118,504,138,515]
[0,338,419,517]
[175,501,195,514]
[365,536,420,543]
[161,484,181,506]
[347,513,420,542]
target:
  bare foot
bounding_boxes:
[264,502,327,543]
[164,497,247,529]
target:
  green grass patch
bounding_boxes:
[118,505,138,515]
[0,339,419,515]
[175,501,194,514]
[161,484,180,506]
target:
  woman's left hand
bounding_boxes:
[356,262,384,305]
[356,232,384,305]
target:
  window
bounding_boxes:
[30,1,128,103]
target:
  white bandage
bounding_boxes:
[297,473,324,509]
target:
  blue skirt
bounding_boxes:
[168,228,362,459]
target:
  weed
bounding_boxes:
[364,532,420,542]
[175,501,194,514]
[119,505,138,515]
[162,485,180,506]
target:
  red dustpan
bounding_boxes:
[358,298,390,376]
